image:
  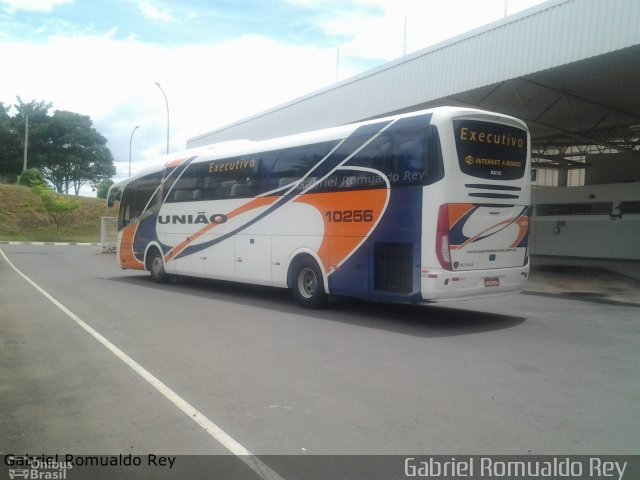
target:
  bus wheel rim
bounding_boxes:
[152,256,163,275]
[298,267,317,299]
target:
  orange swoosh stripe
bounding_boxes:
[164,196,278,263]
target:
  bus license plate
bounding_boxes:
[484,277,500,287]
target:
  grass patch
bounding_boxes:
[0,184,117,242]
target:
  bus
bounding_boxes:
[108,107,531,308]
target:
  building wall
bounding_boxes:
[530,183,640,259]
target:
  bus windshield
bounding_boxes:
[118,172,162,230]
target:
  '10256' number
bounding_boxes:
[325,209,374,223]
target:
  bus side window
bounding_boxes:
[202,176,219,200]
[272,147,313,182]
[346,134,390,172]
[172,190,192,202]
[268,142,336,192]
[347,125,442,187]
[250,151,280,194]
[390,135,424,186]
[424,125,444,184]
[166,162,210,202]
[230,182,251,197]
[370,137,391,172]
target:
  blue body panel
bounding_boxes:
[328,186,423,302]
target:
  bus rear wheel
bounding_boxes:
[147,249,168,283]
[290,256,327,308]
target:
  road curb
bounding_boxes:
[0,241,98,246]
[522,290,640,308]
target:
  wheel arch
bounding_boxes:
[286,249,329,294]
[144,242,165,271]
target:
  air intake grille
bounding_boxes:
[374,243,413,294]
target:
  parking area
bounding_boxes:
[527,255,640,306]
[1,244,638,477]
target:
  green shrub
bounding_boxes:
[19,169,47,187]
[31,184,81,239]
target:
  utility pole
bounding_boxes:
[155,82,169,154]
[23,114,29,172]
[403,16,407,56]
[129,125,140,179]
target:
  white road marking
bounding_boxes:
[0,247,285,480]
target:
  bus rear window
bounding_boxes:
[453,120,527,180]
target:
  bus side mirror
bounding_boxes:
[107,185,121,208]
[107,188,115,208]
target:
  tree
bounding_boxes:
[1,98,53,184]
[96,178,114,199]
[32,184,80,239]
[0,102,22,182]
[12,97,53,171]
[2,98,115,194]
[36,110,115,194]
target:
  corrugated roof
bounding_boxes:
[188,0,640,147]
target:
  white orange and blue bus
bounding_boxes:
[108,107,531,307]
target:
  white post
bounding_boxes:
[100,217,118,253]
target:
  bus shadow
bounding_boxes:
[108,275,526,338]
[323,300,526,338]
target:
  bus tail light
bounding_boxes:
[436,204,452,271]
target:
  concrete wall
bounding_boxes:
[530,183,640,260]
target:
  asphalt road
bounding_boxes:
[1,245,638,465]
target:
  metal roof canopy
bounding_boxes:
[188,0,640,171]
[444,44,640,169]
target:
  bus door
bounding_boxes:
[234,235,272,284]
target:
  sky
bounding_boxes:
[0,0,548,195]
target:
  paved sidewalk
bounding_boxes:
[525,256,640,307]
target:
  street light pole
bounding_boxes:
[23,114,29,172]
[155,82,169,154]
[129,125,139,179]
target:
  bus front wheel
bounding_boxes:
[289,256,327,308]
[147,249,168,283]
